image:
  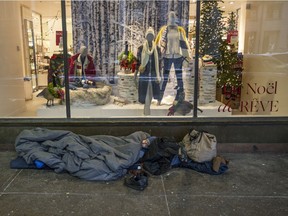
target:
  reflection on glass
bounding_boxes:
[241,1,288,116]
[198,0,288,117]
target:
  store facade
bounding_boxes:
[0,0,287,148]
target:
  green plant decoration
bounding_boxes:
[227,12,237,32]
[48,83,65,100]
[200,0,225,57]
[118,51,137,72]
[214,41,242,88]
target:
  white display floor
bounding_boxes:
[37,96,231,118]
[36,72,231,118]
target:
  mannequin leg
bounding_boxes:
[138,76,148,104]
[159,70,170,101]
[175,69,184,101]
[174,58,184,101]
[159,58,173,102]
[144,81,153,115]
[152,79,161,104]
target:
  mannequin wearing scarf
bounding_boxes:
[135,28,162,115]
[155,11,190,103]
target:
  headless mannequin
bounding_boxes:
[135,29,161,116]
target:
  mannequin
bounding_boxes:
[155,11,190,103]
[135,28,162,116]
[69,46,96,86]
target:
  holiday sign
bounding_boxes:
[218,81,279,113]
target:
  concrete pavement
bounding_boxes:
[0,151,287,216]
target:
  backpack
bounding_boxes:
[179,129,217,163]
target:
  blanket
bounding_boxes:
[15,128,149,181]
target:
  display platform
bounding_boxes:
[37,97,231,118]
[36,69,231,118]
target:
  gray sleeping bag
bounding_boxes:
[15,128,149,181]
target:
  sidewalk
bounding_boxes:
[0,151,287,216]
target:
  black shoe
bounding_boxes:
[124,174,148,191]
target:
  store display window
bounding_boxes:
[0,0,287,118]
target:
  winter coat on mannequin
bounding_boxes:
[155,11,191,103]
[69,46,96,83]
[135,28,162,115]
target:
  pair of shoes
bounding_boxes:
[124,173,148,191]
[212,156,229,172]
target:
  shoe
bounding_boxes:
[212,156,229,172]
[124,174,148,191]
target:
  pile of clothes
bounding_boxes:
[11,128,229,191]
[124,136,229,191]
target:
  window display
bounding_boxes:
[0,0,287,118]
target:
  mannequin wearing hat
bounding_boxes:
[69,46,96,85]
[155,11,190,103]
[135,28,162,115]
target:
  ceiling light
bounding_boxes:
[230,1,234,4]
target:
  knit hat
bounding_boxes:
[145,27,155,39]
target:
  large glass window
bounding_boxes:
[0,0,287,119]
[68,0,193,118]
[196,0,288,117]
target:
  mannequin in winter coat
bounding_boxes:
[155,11,191,103]
[69,46,96,85]
[135,28,162,116]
